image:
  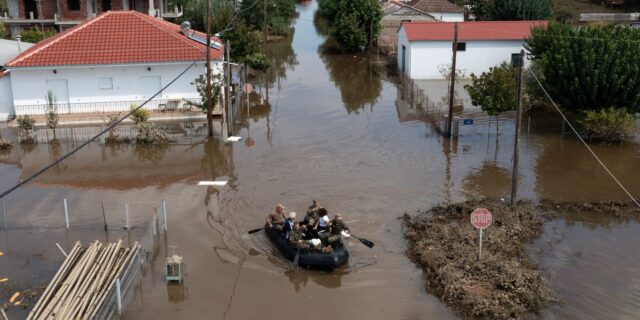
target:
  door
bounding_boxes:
[46,79,70,114]
[140,76,161,99]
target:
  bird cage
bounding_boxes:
[165,254,184,283]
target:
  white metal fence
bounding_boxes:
[14,98,201,116]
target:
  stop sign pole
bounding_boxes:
[471,208,493,261]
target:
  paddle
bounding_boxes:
[248,227,263,234]
[293,247,300,269]
[350,235,374,248]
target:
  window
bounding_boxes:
[98,77,113,90]
[67,0,80,10]
[511,53,522,68]
[455,42,466,51]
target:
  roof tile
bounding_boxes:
[402,21,548,42]
[7,11,224,67]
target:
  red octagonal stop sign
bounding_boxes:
[471,208,493,229]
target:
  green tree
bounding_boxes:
[491,0,554,20]
[464,62,518,131]
[526,22,640,113]
[0,21,6,39]
[19,27,57,43]
[240,0,296,35]
[188,73,223,113]
[220,19,262,61]
[580,107,636,143]
[318,0,382,51]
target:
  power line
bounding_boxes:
[0,56,203,200]
[528,70,640,208]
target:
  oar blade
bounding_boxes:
[248,227,263,234]
[359,237,374,248]
[293,249,300,269]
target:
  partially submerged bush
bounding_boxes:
[244,53,271,71]
[130,105,150,124]
[136,122,168,144]
[16,115,36,143]
[103,113,121,144]
[0,137,13,150]
[580,107,636,143]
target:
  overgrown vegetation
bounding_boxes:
[19,27,58,43]
[45,91,59,139]
[0,21,6,39]
[240,0,296,36]
[188,73,223,113]
[465,62,518,131]
[103,113,121,144]
[16,115,36,143]
[129,105,150,124]
[135,122,168,144]
[457,0,554,20]
[244,52,271,71]
[580,107,636,143]
[318,0,382,51]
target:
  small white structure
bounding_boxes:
[400,0,465,22]
[6,11,224,117]
[0,38,34,121]
[397,21,546,80]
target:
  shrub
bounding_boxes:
[19,27,57,43]
[130,105,150,124]
[16,115,36,143]
[136,122,168,144]
[103,113,121,143]
[580,107,636,143]
[0,137,13,150]
[244,53,271,71]
[45,90,59,131]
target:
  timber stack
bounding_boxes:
[26,240,140,320]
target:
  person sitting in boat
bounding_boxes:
[303,199,321,229]
[313,208,330,234]
[283,211,296,239]
[266,204,286,231]
[289,222,311,250]
[321,213,349,245]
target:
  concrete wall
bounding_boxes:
[0,75,14,120]
[398,27,527,79]
[9,61,223,114]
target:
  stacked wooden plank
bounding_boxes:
[27,240,139,320]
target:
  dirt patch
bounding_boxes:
[402,199,640,319]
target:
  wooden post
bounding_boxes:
[101,201,107,231]
[511,49,525,207]
[162,199,167,232]
[447,22,458,137]
[63,198,69,229]
[124,203,130,230]
[205,0,213,137]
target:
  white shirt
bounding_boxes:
[319,215,330,228]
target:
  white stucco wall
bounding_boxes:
[8,60,223,114]
[398,27,527,79]
[429,12,465,22]
[0,75,14,121]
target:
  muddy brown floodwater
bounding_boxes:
[1,1,640,319]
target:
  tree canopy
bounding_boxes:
[318,0,382,51]
[526,22,640,113]
[455,0,553,21]
[464,62,518,116]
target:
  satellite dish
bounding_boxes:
[180,21,191,36]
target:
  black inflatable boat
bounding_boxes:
[264,226,349,270]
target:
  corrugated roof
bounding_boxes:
[406,0,464,14]
[7,11,224,67]
[401,21,547,42]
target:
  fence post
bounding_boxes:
[162,199,167,232]
[63,198,69,229]
[125,203,130,230]
[2,198,6,230]
[115,278,122,316]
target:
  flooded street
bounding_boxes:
[1,1,640,319]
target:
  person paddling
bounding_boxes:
[266,204,286,231]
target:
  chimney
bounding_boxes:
[180,21,191,36]
[16,35,22,54]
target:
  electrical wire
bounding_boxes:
[0,0,264,199]
[528,70,640,208]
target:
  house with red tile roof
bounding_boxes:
[397,21,546,79]
[5,10,224,118]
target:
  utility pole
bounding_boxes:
[511,49,525,207]
[263,0,269,101]
[446,22,458,138]
[205,0,213,137]
[225,40,232,138]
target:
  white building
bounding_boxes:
[0,38,34,121]
[5,11,224,118]
[397,21,546,79]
